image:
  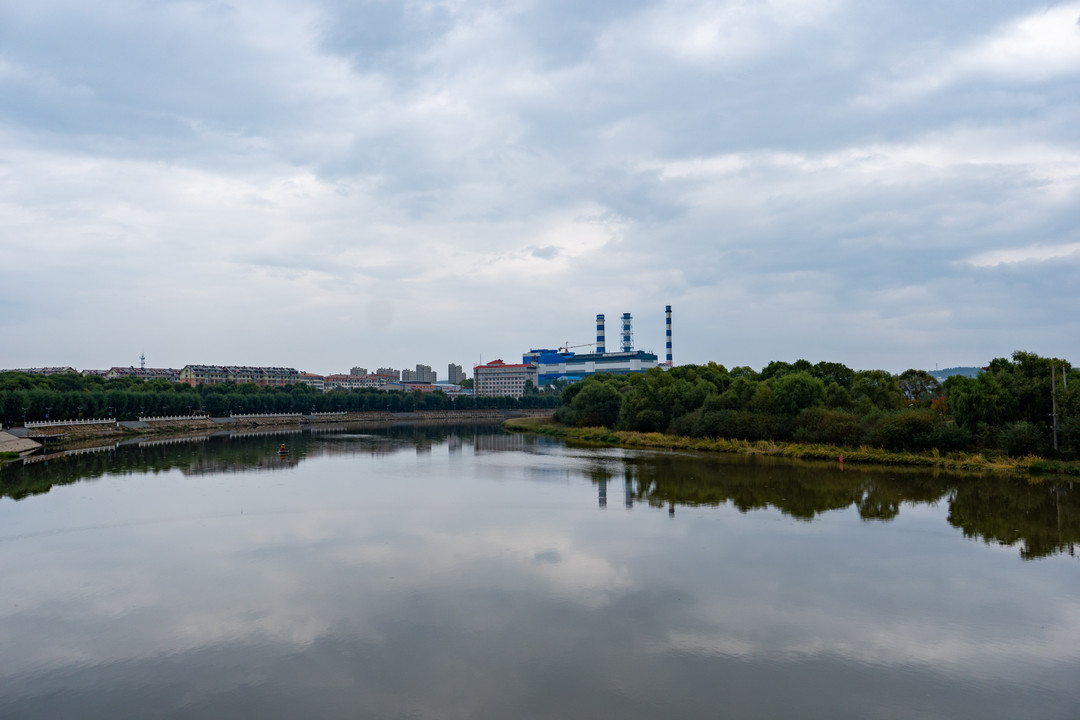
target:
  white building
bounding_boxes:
[474,360,538,398]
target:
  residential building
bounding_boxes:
[298,372,325,392]
[447,363,465,384]
[261,367,300,387]
[399,364,436,383]
[315,372,398,391]
[1,367,77,375]
[105,366,182,382]
[402,364,436,383]
[179,365,230,386]
[324,374,365,391]
[377,367,401,381]
[178,365,299,388]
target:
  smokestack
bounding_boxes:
[621,313,633,353]
[596,314,606,354]
[665,305,673,365]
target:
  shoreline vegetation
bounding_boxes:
[503,416,1080,477]
[524,351,1079,478]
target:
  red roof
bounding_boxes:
[475,359,534,369]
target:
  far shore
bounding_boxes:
[502,416,1080,477]
[5,409,556,454]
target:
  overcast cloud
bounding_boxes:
[1,0,1077,375]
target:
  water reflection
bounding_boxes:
[1,425,1078,719]
[603,453,1079,560]
[0,425,509,499]
[2,426,1078,563]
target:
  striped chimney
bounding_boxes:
[665,305,673,365]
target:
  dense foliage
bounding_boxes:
[0,373,558,424]
[555,352,1079,458]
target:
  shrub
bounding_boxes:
[793,408,862,446]
[568,381,622,428]
[924,422,971,453]
[1001,421,1044,457]
[1061,416,1080,455]
[861,410,938,452]
[669,408,704,437]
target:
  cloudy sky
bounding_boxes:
[1,0,1077,376]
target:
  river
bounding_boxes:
[1,424,1078,719]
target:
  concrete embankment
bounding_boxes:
[14,409,556,447]
[0,431,43,457]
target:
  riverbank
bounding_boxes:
[7,409,556,454]
[503,416,1080,477]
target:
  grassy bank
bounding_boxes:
[503,417,1080,477]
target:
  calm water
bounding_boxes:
[1,425,1078,719]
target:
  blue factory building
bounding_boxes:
[521,307,670,386]
[522,349,659,386]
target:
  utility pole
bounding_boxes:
[1051,363,1059,453]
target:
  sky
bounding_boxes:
[1,0,1078,377]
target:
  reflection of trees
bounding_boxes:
[7,428,1078,561]
[948,479,1080,560]
[0,424,510,500]
[615,454,936,521]
[598,454,1079,559]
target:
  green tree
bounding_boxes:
[825,382,853,410]
[568,380,623,428]
[771,372,827,416]
[851,370,903,412]
[811,361,856,389]
[897,369,942,406]
[944,373,1013,431]
[760,361,793,381]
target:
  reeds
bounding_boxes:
[502,417,1080,476]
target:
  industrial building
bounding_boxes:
[519,306,671,388]
[522,349,658,386]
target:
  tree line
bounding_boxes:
[0,373,558,424]
[555,351,1079,458]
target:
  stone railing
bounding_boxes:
[230,413,302,419]
[139,414,210,423]
[25,418,117,428]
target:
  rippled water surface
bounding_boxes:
[2,425,1078,719]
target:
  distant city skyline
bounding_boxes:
[1,2,1077,374]
[3,360,472,382]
